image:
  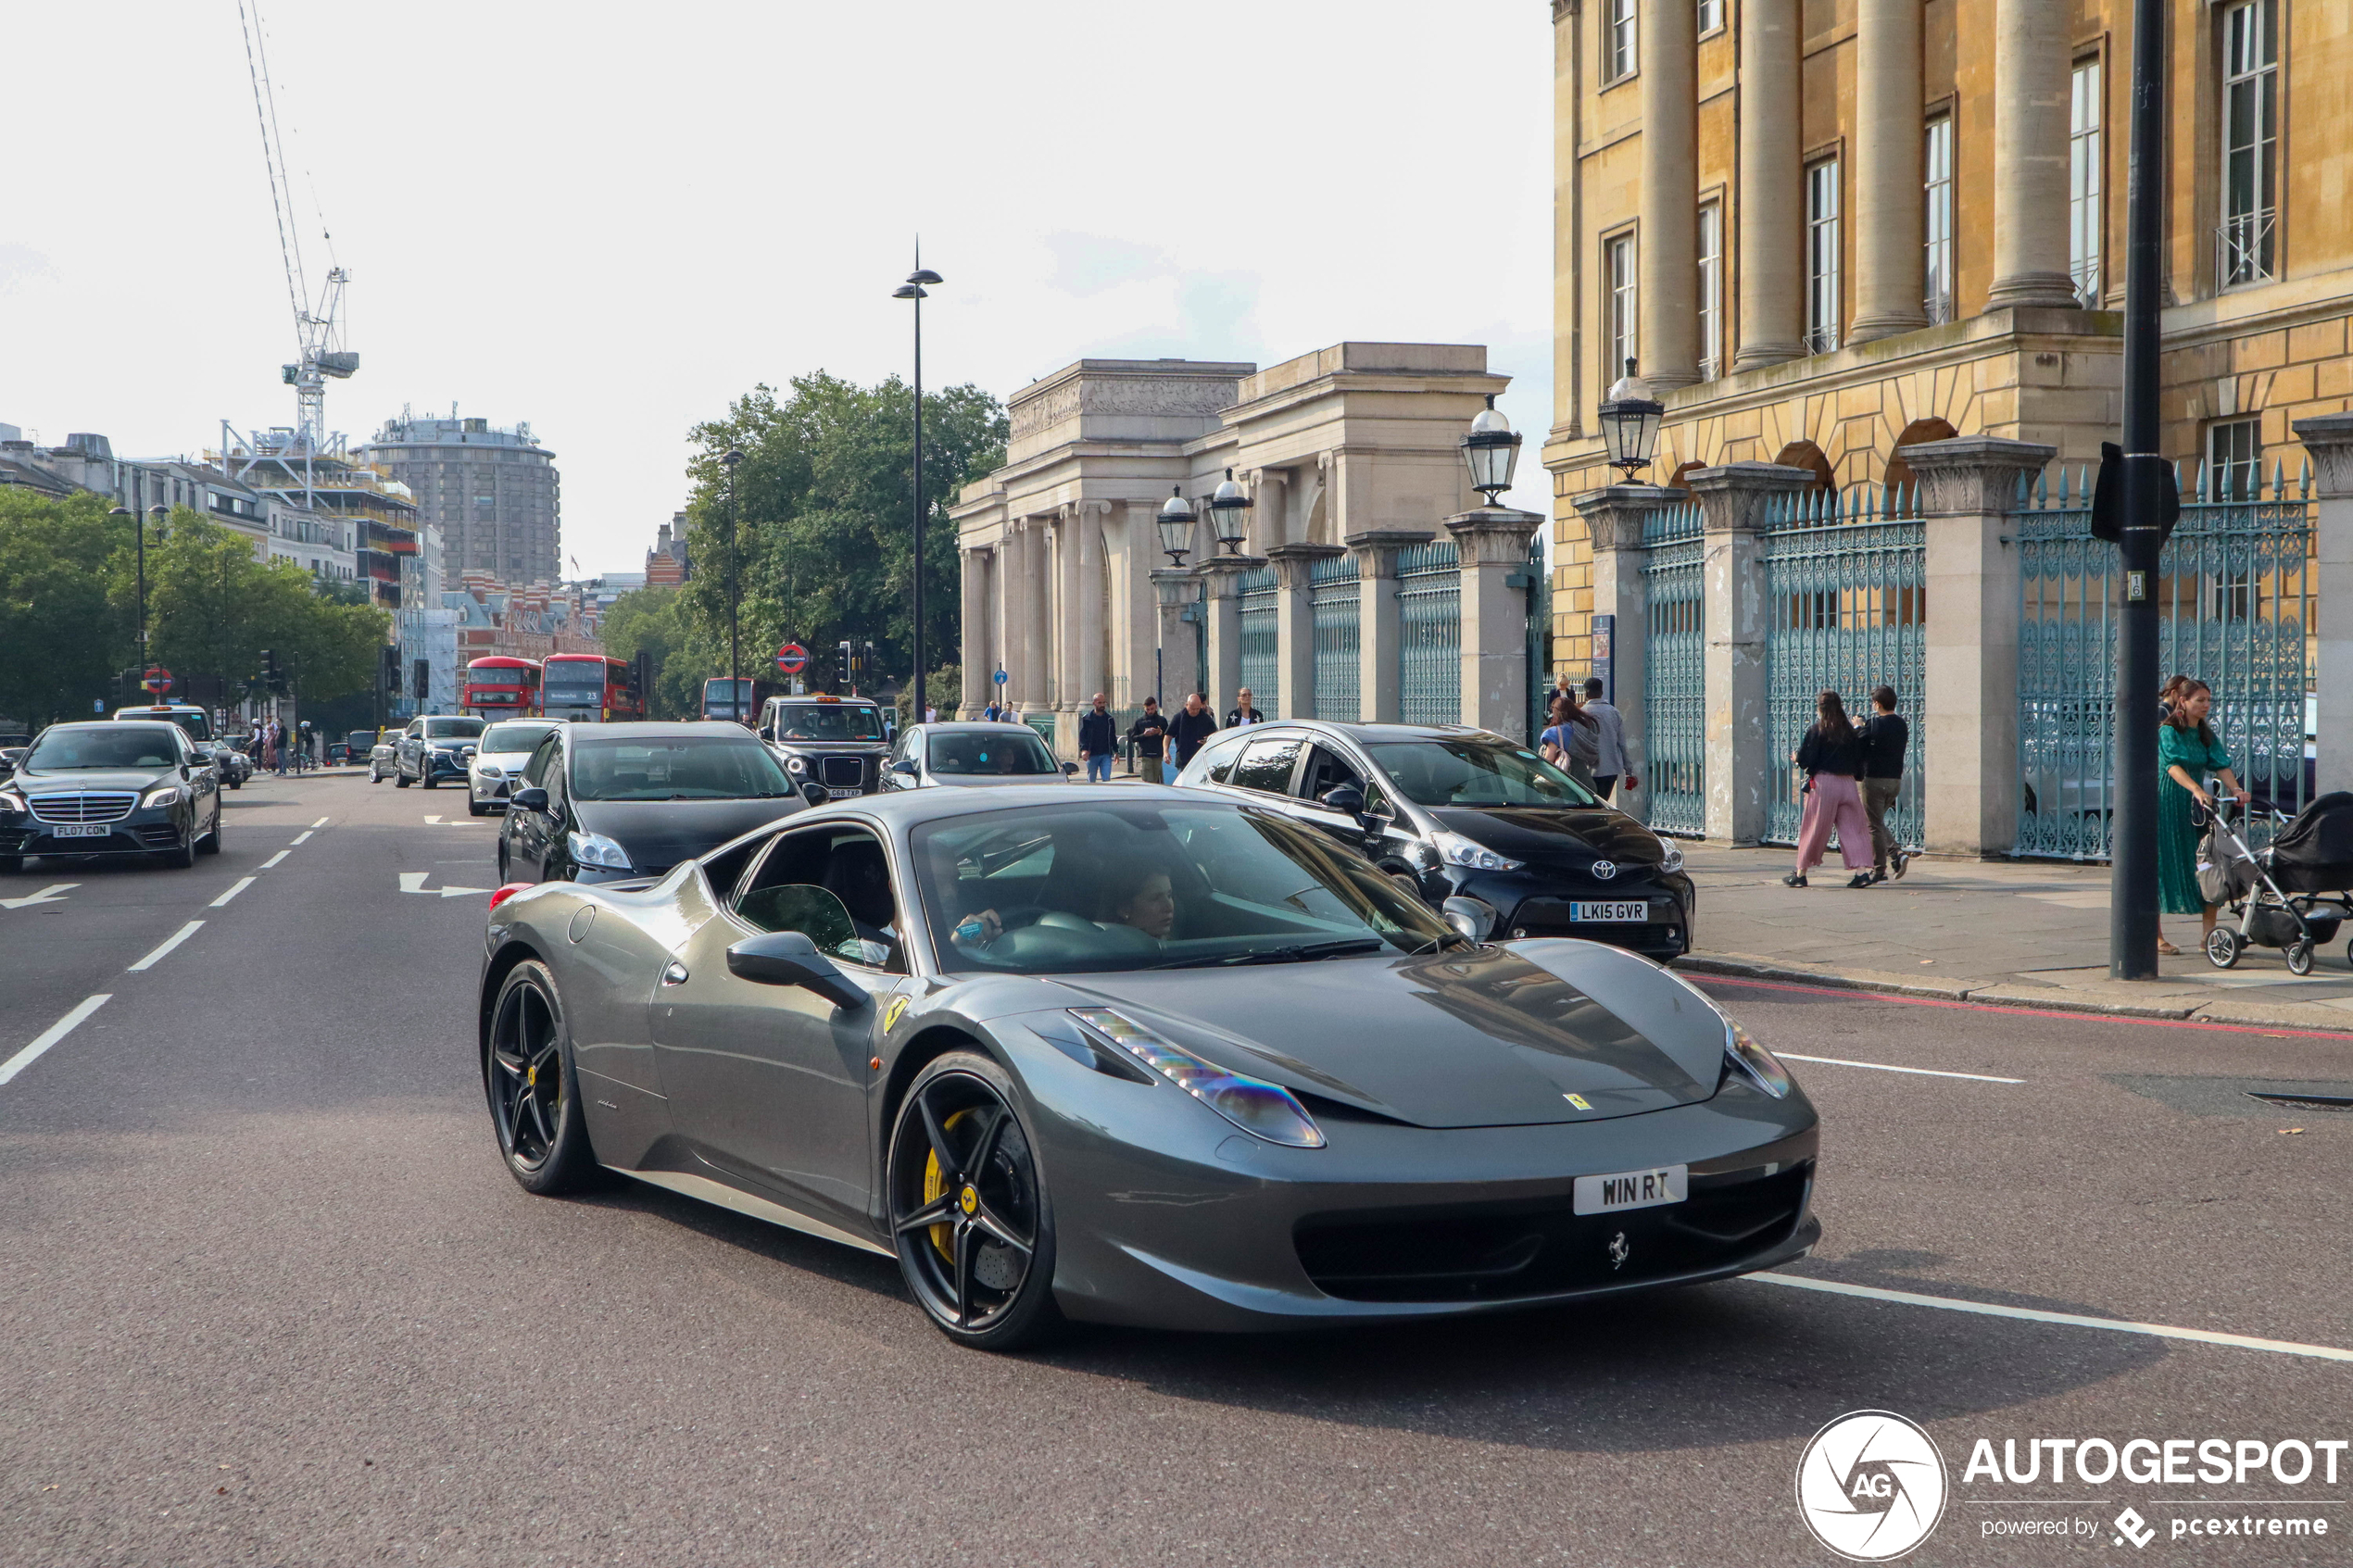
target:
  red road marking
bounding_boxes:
[1692,972,2353,1042]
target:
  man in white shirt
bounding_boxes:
[1581,678,1639,801]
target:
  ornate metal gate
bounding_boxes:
[1237,565,1278,712]
[1762,485,1928,847]
[1311,551,1362,722]
[1640,497,1706,837]
[1396,540,1461,726]
[1524,533,1553,741]
[2016,462,2312,859]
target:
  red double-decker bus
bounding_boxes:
[461,656,541,716]
[541,653,644,722]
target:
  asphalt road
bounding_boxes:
[2,771,2347,1566]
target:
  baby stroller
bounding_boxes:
[2198,793,2353,974]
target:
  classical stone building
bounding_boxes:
[1542,0,2353,676]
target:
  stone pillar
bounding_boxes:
[1268,542,1345,721]
[2293,414,2353,797]
[1076,502,1108,717]
[1197,555,1263,710]
[1150,568,1199,708]
[1849,0,1928,343]
[1735,0,1804,370]
[958,545,990,717]
[1686,462,1817,842]
[1444,507,1547,743]
[1052,506,1082,722]
[1253,469,1290,552]
[1573,486,1676,786]
[1639,0,1699,389]
[1905,436,2052,857]
[1348,530,1432,722]
[1013,520,1047,714]
[1986,0,2079,308]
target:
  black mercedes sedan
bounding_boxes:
[1175,721,1693,960]
[0,721,222,872]
[497,721,815,885]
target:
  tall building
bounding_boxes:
[359,413,562,585]
[1541,0,2353,674]
[213,422,415,602]
[646,514,689,585]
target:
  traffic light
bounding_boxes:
[259,648,285,696]
[381,645,400,692]
[837,640,853,689]
[411,659,430,700]
[631,650,651,709]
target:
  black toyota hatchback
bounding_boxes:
[1175,721,1692,960]
[0,721,223,872]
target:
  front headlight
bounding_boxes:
[142,785,183,809]
[785,756,807,775]
[1723,1018,1793,1099]
[475,763,504,779]
[1069,1007,1326,1148]
[0,789,26,812]
[1430,829,1524,872]
[566,830,633,871]
[1657,842,1685,873]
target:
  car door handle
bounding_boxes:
[661,960,689,986]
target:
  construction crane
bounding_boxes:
[236,0,356,456]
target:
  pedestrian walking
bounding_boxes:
[1579,678,1638,801]
[1860,684,1909,882]
[1225,688,1264,729]
[1126,697,1170,784]
[1167,692,1220,771]
[1077,692,1117,784]
[1784,690,1874,889]
[981,697,1001,722]
[1540,692,1600,789]
[2155,676,2249,956]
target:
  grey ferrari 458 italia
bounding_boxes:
[478,784,1819,1350]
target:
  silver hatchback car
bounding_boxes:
[883,722,1077,789]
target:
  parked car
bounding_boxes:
[884,722,1078,789]
[0,734,29,778]
[1173,721,1693,962]
[394,714,487,788]
[497,721,818,884]
[758,695,891,798]
[339,730,377,769]
[468,719,562,817]
[0,721,222,872]
[195,738,251,790]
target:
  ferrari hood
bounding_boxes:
[1053,941,1724,1129]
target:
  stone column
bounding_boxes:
[1076,502,1108,717]
[1118,500,1159,708]
[958,545,990,717]
[1348,530,1432,723]
[1905,436,2052,856]
[1053,506,1082,721]
[1252,469,1290,552]
[2292,414,2353,797]
[1268,542,1345,721]
[1735,0,1804,369]
[1573,486,1676,786]
[1150,568,1199,708]
[1686,462,1817,842]
[1444,507,1547,743]
[1849,0,1928,343]
[1986,0,2079,308]
[1640,0,1699,389]
[1197,554,1264,711]
[1014,520,1047,714]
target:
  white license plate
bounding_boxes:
[827,786,861,799]
[1573,1164,1688,1215]
[1572,900,1649,922]
[51,822,109,838]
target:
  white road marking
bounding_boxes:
[1749,1273,2353,1363]
[1776,1052,2025,1084]
[310,817,329,828]
[398,872,490,897]
[422,814,440,824]
[127,921,204,972]
[208,876,256,908]
[260,850,289,869]
[0,995,110,1085]
[290,831,312,845]
[0,883,78,910]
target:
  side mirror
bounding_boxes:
[1441,896,1497,944]
[511,785,549,813]
[1061,760,1079,776]
[889,759,918,776]
[725,931,869,1010]
[758,725,774,741]
[1318,784,1365,816]
[799,780,831,806]
[180,762,193,781]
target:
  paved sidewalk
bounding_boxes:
[1674,841,2353,1035]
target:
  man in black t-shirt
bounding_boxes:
[1861,684,1910,882]
[1126,697,1170,784]
[1166,692,1220,772]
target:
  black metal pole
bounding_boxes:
[2110,0,2167,980]
[727,455,741,726]
[911,287,925,724]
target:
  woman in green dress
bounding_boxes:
[2155,678,2249,955]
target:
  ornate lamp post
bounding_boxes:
[893,248,943,721]
[1155,485,1196,565]
[1459,394,1524,505]
[1595,358,1667,482]
[1208,469,1252,554]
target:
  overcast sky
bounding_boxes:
[2,1,1554,576]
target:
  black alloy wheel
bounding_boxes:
[396,766,411,788]
[160,830,196,870]
[484,961,597,1193]
[887,1052,1060,1349]
[199,814,222,856]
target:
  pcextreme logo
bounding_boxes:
[1795,1410,1950,1562]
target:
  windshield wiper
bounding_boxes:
[1405,931,1474,956]
[1152,937,1387,969]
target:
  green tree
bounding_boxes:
[0,489,132,725]
[599,586,696,718]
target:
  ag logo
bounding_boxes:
[1794,1411,1946,1561]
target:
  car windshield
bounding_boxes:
[423,718,486,741]
[119,709,212,741]
[772,703,884,742]
[911,802,1456,975]
[25,726,181,771]
[481,721,559,754]
[927,731,1057,776]
[1367,738,1601,809]
[571,735,793,800]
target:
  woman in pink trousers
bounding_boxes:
[1783,690,1875,889]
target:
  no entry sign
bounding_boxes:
[774,643,810,675]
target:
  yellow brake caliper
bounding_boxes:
[921,1108,975,1262]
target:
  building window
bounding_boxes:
[2220,0,2279,285]
[2070,59,2104,306]
[1696,203,1723,380]
[1697,0,1724,34]
[1806,160,1842,354]
[2208,418,2262,500]
[1605,232,1639,383]
[1605,0,1637,82]
[1923,119,1955,323]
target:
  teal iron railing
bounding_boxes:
[1237,564,1278,713]
[1396,540,1461,727]
[1640,497,1706,836]
[1310,551,1362,722]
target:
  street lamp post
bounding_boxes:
[1594,359,1666,482]
[722,447,744,724]
[1460,395,1524,504]
[1208,469,1252,554]
[1154,486,1198,704]
[894,247,943,723]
